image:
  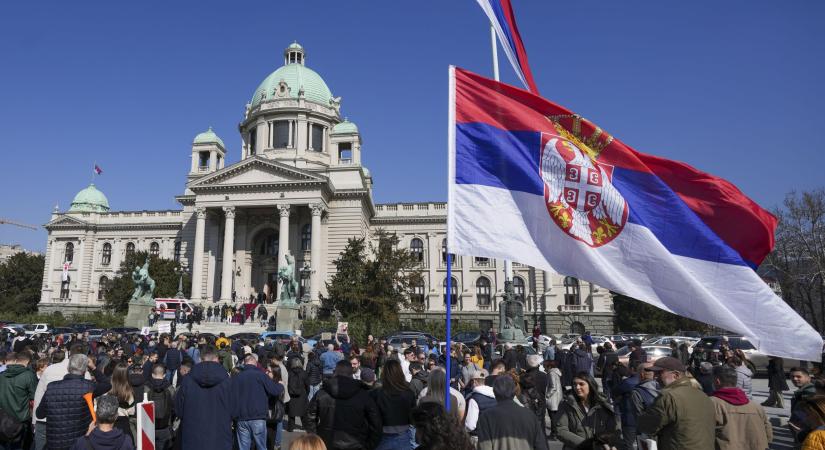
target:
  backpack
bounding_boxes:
[147,386,173,429]
[0,409,22,443]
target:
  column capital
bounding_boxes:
[223,206,236,219]
[278,204,291,217]
[195,207,207,218]
[310,203,325,216]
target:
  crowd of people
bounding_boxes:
[0,327,823,449]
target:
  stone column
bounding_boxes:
[209,150,217,171]
[191,208,207,300]
[220,206,236,301]
[276,205,291,300]
[309,204,324,302]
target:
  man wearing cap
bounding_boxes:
[637,356,715,450]
[464,368,494,434]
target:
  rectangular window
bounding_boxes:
[310,124,324,152]
[199,152,209,168]
[338,143,352,164]
[249,127,257,155]
[273,121,290,148]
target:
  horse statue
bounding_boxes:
[130,259,156,304]
[277,253,299,306]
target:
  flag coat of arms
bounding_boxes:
[448,67,821,361]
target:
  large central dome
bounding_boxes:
[250,42,333,108]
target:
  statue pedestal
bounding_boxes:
[125,301,154,328]
[276,303,300,332]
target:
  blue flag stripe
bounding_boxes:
[455,121,751,268]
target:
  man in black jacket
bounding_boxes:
[477,375,548,450]
[36,354,96,450]
[309,360,381,449]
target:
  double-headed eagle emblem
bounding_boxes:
[540,116,628,247]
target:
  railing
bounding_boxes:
[558,304,589,312]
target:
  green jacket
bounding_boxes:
[637,376,715,450]
[0,365,38,422]
[555,395,620,450]
[792,382,816,413]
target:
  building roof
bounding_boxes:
[250,48,333,107]
[68,184,110,213]
[331,120,358,135]
[193,126,225,148]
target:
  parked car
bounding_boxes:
[452,331,482,347]
[691,335,798,375]
[491,343,537,360]
[616,345,672,366]
[643,336,699,351]
[229,332,262,341]
[50,327,78,341]
[109,327,140,335]
[23,323,50,336]
[68,323,96,333]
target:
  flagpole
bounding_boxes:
[91,161,96,184]
[490,23,514,282]
[445,253,452,411]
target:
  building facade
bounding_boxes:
[39,43,615,334]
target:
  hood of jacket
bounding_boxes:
[324,375,364,400]
[712,387,749,406]
[190,361,229,388]
[146,377,172,392]
[1,364,29,379]
[472,384,495,398]
[734,365,753,378]
[85,427,129,450]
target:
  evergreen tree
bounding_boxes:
[0,252,45,315]
[613,293,708,334]
[106,251,190,313]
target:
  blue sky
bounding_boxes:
[1,1,823,252]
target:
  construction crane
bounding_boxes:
[0,218,38,230]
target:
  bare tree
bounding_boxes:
[764,189,825,332]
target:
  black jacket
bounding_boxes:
[409,371,427,398]
[477,400,548,450]
[175,361,232,450]
[163,348,182,371]
[287,367,309,417]
[503,348,519,371]
[306,358,323,386]
[231,364,284,421]
[36,374,96,450]
[309,375,382,449]
[369,387,415,427]
[520,366,548,418]
[69,427,134,450]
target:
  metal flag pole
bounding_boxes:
[90,161,97,184]
[490,23,514,283]
[445,253,452,411]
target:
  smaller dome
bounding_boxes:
[287,41,303,50]
[332,120,358,135]
[193,126,225,148]
[69,184,110,213]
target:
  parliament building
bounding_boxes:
[39,43,616,334]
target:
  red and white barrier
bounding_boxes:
[137,398,155,450]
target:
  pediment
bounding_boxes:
[189,156,326,189]
[46,215,89,228]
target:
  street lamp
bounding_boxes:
[175,266,188,299]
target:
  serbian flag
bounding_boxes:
[93,164,103,175]
[448,67,821,361]
[475,0,538,94]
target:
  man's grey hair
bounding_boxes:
[244,353,258,365]
[527,354,542,368]
[68,354,88,376]
[95,394,119,424]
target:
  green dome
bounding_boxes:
[250,63,333,107]
[331,120,358,135]
[287,42,303,50]
[193,126,225,148]
[69,184,110,213]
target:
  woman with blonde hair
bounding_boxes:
[289,433,327,450]
[107,361,136,444]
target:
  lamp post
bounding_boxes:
[175,267,187,299]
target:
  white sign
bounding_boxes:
[140,327,151,336]
[336,322,348,335]
[157,323,171,334]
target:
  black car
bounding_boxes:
[68,323,95,333]
[452,331,482,347]
[230,332,261,341]
[109,327,140,335]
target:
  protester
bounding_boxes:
[797,395,825,449]
[476,375,548,450]
[709,365,772,449]
[107,362,137,444]
[519,355,548,422]
[611,362,641,450]
[555,371,619,449]
[320,344,342,379]
[33,344,88,450]
[790,366,817,443]
[36,354,95,450]
[70,394,135,450]
[695,361,716,395]
[0,352,37,448]
[232,353,285,450]
[287,356,310,433]
[175,346,233,449]
[637,356,715,450]
[762,356,789,408]
[309,360,381,449]
[410,402,474,450]
[408,362,427,398]
[418,367,465,419]
[306,351,324,402]
[464,368,494,435]
[544,360,563,440]
[369,359,416,449]
[727,356,753,398]
[630,361,660,446]
[288,433,328,450]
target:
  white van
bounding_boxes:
[155,298,194,320]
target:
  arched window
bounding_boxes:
[564,276,580,305]
[513,276,525,302]
[125,242,135,259]
[570,321,586,335]
[441,239,456,266]
[476,277,491,306]
[60,276,71,300]
[174,241,182,262]
[443,277,458,305]
[410,279,425,306]
[149,242,160,257]
[98,276,109,301]
[410,238,424,263]
[257,232,279,256]
[301,224,312,251]
[64,242,74,264]
[101,243,111,266]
